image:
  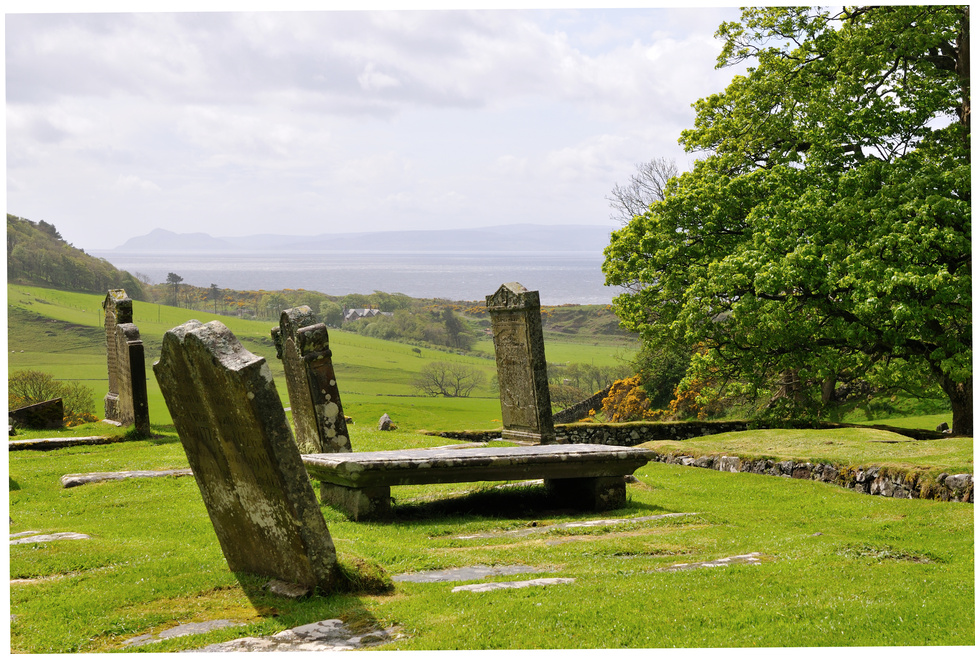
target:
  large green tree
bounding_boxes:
[604,6,971,433]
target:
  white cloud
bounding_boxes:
[113,174,162,193]
[357,63,402,92]
[5,7,746,250]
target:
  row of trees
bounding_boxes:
[604,6,971,433]
[7,215,145,298]
[349,308,477,352]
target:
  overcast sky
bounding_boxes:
[5,2,746,251]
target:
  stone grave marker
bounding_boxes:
[272,306,351,454]
[102,290,149,435]
[486,282,556,444]
[8,398,64,430]
[153,319,338,592]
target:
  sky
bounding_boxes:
[5,2,747,252]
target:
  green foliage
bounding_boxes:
[412,361,486,398]
[604,6,971,433]
[631,343,690,409]
[6,214,145,298]
[350,307,478,352]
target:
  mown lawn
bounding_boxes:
[642,428,974,475]
[7,425,974,652]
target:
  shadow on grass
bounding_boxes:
[381,482,670,526]
[226,560,393,645]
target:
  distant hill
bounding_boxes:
[109,224,615,254]
[6,214,145,299]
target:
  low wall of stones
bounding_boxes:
[420,421,751,444]
[557,421,757,445]
[648,452,974,503]
[552,386,612,425]
[424,420,950,446]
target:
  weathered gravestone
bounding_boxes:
[8,398,64,430]
[153,319,339,593]
[272,306,352,454]
[486,282,556,444]
[102,290,149,435]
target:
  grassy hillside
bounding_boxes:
[7,284,634,432]
[6,214,145,298]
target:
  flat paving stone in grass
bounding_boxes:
[8,435,128,451]
[191,619,399,652]
[453,512,700,540]
[393,564,547,583]
[9,531,90,545]
[123,620,246,648]
[452,577,577,593]
[657,553,763,572]
[60,468,194,488]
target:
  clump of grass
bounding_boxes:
[334,557,395,595]
[836,544,937,564]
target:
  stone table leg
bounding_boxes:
[545,476,627,511]
[319,483,391,521]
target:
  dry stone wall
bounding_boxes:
[648,452,974,503]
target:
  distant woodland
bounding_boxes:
[7,214,146,299]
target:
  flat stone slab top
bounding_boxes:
[451,577,576,593]
[61,468,193,488]
[304,443,653,520]
[303,444,654,488]
[393,564,545,583]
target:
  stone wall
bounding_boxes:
[557,421,758,445]
[552,386,611,425]
[648,452,974,503]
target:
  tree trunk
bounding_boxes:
[939,373,972,436]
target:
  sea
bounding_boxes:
[90,251,620,306]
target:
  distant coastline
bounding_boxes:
[102,223,616,256]
[90,249,617,306]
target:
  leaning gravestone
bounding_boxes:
[154,319,338,592]
[272,306,351,454]
[102,290,150,435]
[486,282,556,444]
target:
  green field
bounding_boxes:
[8,284,634,431]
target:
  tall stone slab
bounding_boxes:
[272,306,351,454]
[103,290,131,420]
[486,282,556,444]
[153,319,338,592]
[103,289,149,434]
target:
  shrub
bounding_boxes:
[600,376,661,422]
